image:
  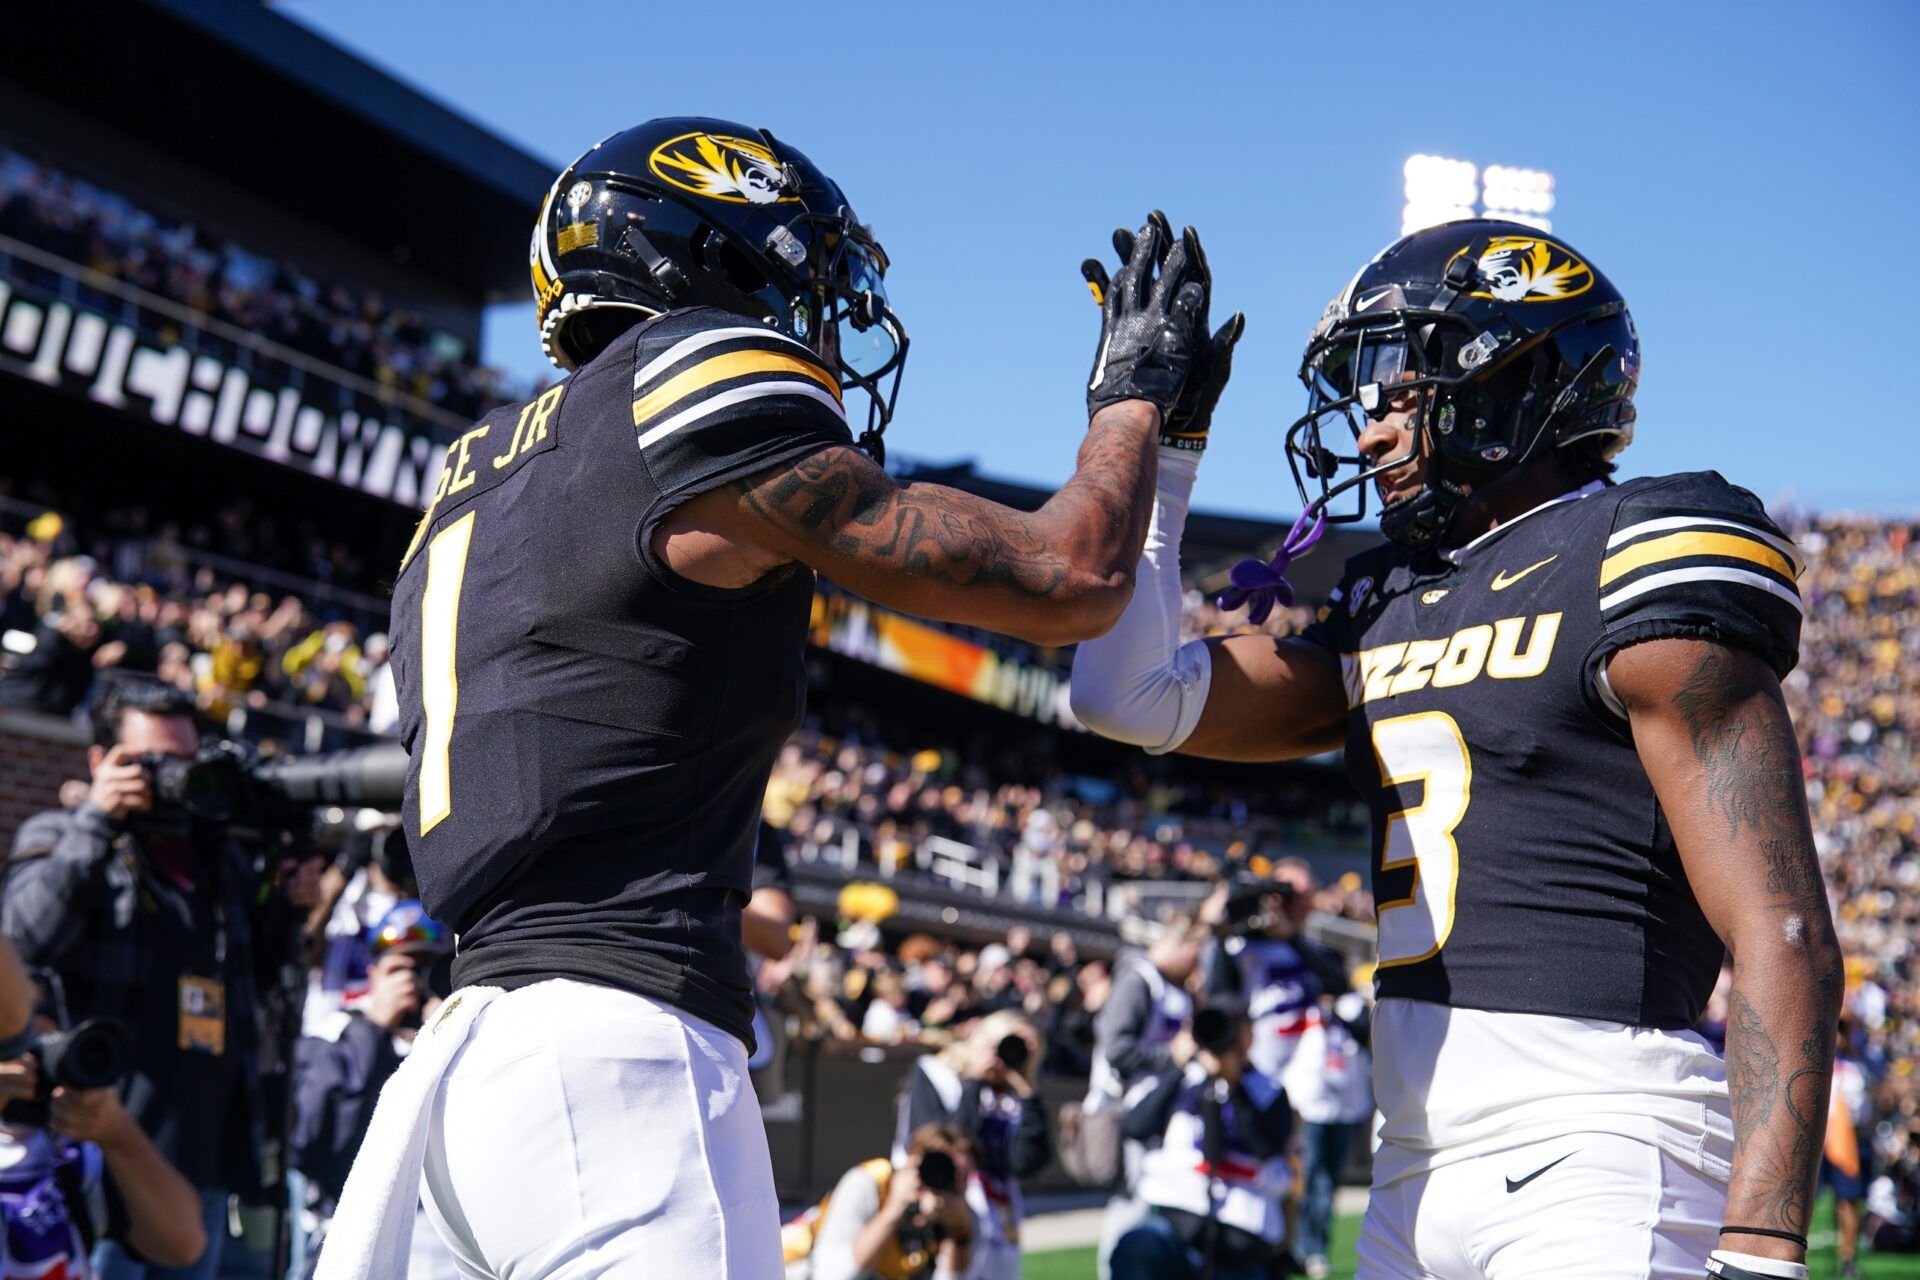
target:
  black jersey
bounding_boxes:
[388,307,852,1047]
[1302,472,1803,1029]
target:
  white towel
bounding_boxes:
[315,985,505,1280]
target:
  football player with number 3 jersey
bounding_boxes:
[1072,220,1841,1280]
[321,118,1231,1279]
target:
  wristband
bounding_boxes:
[1706,1250,1808,1280]
[1717,1227,1807,1248]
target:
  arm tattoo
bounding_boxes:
[734,409,1153,600]
[1670,643,1840,1239]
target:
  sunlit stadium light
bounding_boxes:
[1402,154,1478,235]
[1403,155,1556,234]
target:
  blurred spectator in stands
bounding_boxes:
[2,679,319,1280]
[895,1011,1048,1280]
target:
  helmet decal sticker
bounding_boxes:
[565,181,593,217]
[648,133,797,205]
[1449,236,1594,303]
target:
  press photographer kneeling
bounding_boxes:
[1112,995,1293,1280]
[0,944,205,1272]
[785,1123,976,1280]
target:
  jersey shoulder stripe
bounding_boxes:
[1598,513,1802,614]
[630,321,844,449]
[1591,470,1803,679]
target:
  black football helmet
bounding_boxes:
[530,117,906,455]
[1285,219,1639,548]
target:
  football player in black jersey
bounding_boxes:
[325,119,1233,1277]
[1072,221,1840,1280]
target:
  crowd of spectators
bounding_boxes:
[1776,513,1920,1236]
[0,509,392,739]
[0,149,525,422]
[763,730,1373,924]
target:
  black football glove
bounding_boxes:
[1083,211,1207,422]
[1159,311,1245,454]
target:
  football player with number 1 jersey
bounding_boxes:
[1072,220,1841,1280]
[321,118,1235,1279]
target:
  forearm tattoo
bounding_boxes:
[735,407,1155,599]
[1672,643,1840,1238]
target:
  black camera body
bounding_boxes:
[994,1033,1030,1074]
[0,1019,131,1127]
[1219,872,1297,938]
[1190,995,1250,1057]
[916,1148,957,1194]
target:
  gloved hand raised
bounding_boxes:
[1083,211,1208,423]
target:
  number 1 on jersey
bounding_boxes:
[419,512,477,836]
[1371,711,1471,968]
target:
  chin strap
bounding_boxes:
[1216,507,1325,624]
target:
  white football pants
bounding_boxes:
[419,979,782,1278]
[1356,1131,1724,1280]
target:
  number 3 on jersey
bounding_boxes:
[418,512,477,836]
[1371,711,1471,967]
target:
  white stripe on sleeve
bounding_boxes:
[631,325,814,392]
[1604,514,1805,576]
[1598,565,1804,616]
[635,379,846,451]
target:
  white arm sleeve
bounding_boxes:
[1069,447,1213,755]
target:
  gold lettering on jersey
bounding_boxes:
[522,383,566,449]
[444,425,489,496]
[1346,613,1562,706]
[401,422,492,571]
[1385,639,1448,697]
[1358,643,1408,705]
[492,402,532,468]
[1488,612,1562,679]
[1430,624,1493,688]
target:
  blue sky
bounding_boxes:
[284,1,1918,517]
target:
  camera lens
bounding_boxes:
[917,1149,956,1193]
[995,1032,1030,1072]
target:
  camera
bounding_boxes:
[1218,872,1297,938]
[995,1032,1030,1073]
[917,1148,957,1194]
[1190,995,1249,1057]
[137,740,408,825]
[0,1019,131,1126]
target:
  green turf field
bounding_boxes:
[1021,1199,1920,1279]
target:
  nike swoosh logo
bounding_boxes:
[1490,555,1557,590]
[1504,1151,1575,1193]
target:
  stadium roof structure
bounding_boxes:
[890,456,1378,603]
[7,0,553,301]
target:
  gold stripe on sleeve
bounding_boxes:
[631,349,842,427]
[1598,529,1795,588]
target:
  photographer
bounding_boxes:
[1113,996,1292,1280]
[292,903,449,1271]
[3,680,316,1280]
[895,1011,1050,1280]
[1202,860,1354,1276]
[1088,918,1204,1278]
[0,1002,207,1272]
[790,1123,976,1280]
